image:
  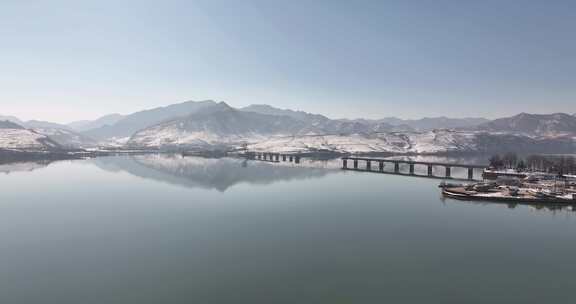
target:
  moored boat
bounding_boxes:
[442,185,576,205]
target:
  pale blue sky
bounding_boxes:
[1,0,575,123]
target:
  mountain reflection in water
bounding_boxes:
[90,154,340,192]
[0,159,54,175]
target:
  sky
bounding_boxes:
[1,0,575,123]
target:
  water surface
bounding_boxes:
[1,155,575,303]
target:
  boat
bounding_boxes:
[482,169,527,180]
[442,186,576,205]
[438,181,465,188]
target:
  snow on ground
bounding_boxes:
[0,128,58,150]
[31,128,96,149]
[248,130,479,154]
[124,128,576,154]
[128,125,269,149]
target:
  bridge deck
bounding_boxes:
[341,157,487,169]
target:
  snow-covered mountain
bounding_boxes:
[23,120,72,130]
[83,100,220,139]
[68,113,125,132]
[477,113,576,135]
[374,116,489,131]
[128,102,417,150]
[0,120,25,129]
[0,115,24,125]
[2,104,575,155]
[128,102,306,149]
[248,131,575,154]
[127,104,576,154]
[240,104,327,122]
[0,121,61,151]
[240,104,405,133]
[31,128,97,149]
[0,119,94,150]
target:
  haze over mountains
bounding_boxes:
[1,100,575,154]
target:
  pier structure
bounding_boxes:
[342,157,486,180]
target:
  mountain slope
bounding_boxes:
[248,131,575,154]
[377,116,489,131]
[83,100,219,139]
[128,103,305,149]
[68,114,125,132]
[23,120,73,130]
[240,104,328,122]
[477,113,576,135]
[31,128,97,149]
[128,105,576,154]
[0,120,25,129]
[0,115,24,125]
[0,123,62,151]
[129,103,410,150]
[240,104,401,134]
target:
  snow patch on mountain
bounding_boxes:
[247,131,476,154]
[31,128,97,149]
[0,128,60,151]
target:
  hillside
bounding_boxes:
[83,100,219,139]
[0,126,61,151]
[477,113,576,135]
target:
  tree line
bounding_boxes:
[489,153,576,175]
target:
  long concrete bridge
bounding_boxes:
[342,157,487,180]
[246,152,302,164]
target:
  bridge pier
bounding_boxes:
[275,154,280,162]
[282,155,286,161]
[295,156,301,164]
[340,157,485,180]
[289,156,293,162]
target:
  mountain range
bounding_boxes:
[476,113,576,136]
[1,100,575,154]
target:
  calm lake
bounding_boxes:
[1,154,575,303]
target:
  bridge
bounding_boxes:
[342,157,487,180]
[246,152,302,164]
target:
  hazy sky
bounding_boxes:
[1,0,575,123]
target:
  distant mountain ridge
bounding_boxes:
[240,104,328,122]
[2,102,575,154]
[82,100,219,139]
[0,116,24,125]
[68,114,125,132]
[0,120,25,129]
[476,113,576,135]
[374,116,489,131]
[0,120,62,151]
